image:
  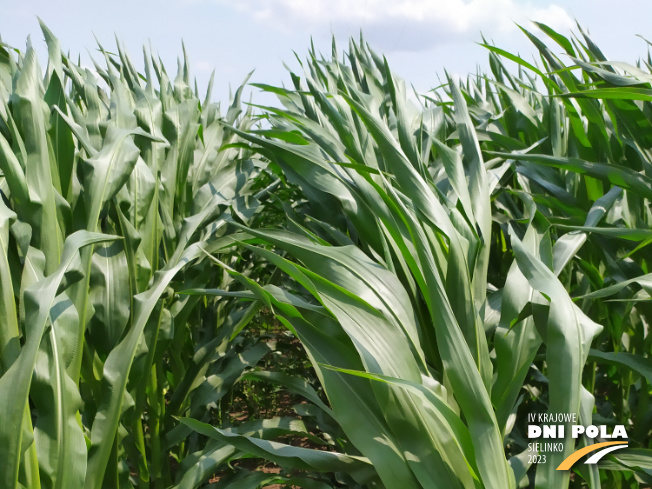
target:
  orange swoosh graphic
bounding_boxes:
[556,441,628,470]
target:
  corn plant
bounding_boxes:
[190,28,651,489]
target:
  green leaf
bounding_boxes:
[180,418,375,482]
[0,231,117,489]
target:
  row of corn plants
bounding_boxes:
[189,25,652,488]
[0,23,311,489]
[0,21,651,488]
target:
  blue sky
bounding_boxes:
[2,1,652,106]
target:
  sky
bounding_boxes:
[2,1,652,107]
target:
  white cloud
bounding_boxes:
[221,0,574,51]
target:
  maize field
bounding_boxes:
[0,20,650,489]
